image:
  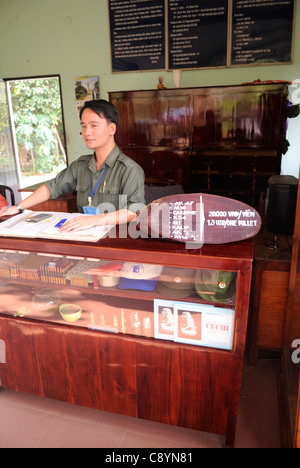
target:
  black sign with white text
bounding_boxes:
[168,0,228,69]
[109,0,165,72]
[231,0,294,65]
[108,0,295,72]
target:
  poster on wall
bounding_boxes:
[231,0,295,66]
[74,76,100,117]
[168,0,228,69]
[109,0,165,72]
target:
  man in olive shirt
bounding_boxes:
[0,100,145,232]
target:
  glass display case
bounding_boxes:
[0,250,237,351]
[0,231,253,448]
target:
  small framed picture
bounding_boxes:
[154,299,175,341]
[174,302,235,351]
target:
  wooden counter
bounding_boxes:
[0,231,253,447]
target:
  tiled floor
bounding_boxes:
[0,359,280,448]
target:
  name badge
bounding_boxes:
[83,206,99,215]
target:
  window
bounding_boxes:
[1,75,67,198]
[0,80,19,197]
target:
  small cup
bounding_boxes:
[59,304,82,322]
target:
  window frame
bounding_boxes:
[3,74,68,187]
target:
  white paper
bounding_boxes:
[0,211,114,243]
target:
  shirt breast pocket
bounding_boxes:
[97,186,121,212]
[76,183,89,209]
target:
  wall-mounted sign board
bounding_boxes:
[109,0,165,72]
[231,0,295,66]
[108,0,295,72]
[168,0,229,69]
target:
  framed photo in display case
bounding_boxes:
[174,302,235,351]
[154,299,175,341]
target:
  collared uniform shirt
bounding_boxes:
[45,145,145,213]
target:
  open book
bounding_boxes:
[0,211,114,243]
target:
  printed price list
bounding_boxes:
[109,0,165,72]
[231,0,294,65]
[168,0,228,69]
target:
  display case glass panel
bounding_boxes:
[0,250,237,350]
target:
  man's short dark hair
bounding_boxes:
[80,99,119,127]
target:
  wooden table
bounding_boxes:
[19,184,77,213]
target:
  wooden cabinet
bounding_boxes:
[109,83,288,206]
[247,225,293,361]
[279,170,300,448]
[0,231,252,447]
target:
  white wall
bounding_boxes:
[0,0,299,176]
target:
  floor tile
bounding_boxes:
[235,393,280,448]
[0,404,55,448]
[0,388,65,414]
[0,359,281,448]
[36,415,126,449]
[120,431,204,449]
[240,359,279,399]
[126,417,208,448]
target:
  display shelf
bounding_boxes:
[0,250,237,345]
[0,275,237,307]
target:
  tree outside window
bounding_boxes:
[7,75,67,188]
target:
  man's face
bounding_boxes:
[80,108,116,152]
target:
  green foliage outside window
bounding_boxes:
[9,77,66,175]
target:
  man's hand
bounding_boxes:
[59,216,98,232]
[0,205,20,218]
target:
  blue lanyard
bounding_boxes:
[90,166,107,199]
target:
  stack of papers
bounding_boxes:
[0,211,114,243]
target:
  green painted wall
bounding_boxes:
[0,0,299,176]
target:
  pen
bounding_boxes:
[4,205,11,212]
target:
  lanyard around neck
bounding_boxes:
[89,165,107,205]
